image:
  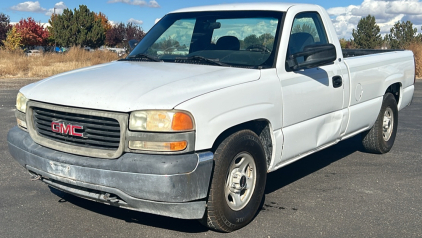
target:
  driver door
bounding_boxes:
[277,11,345,161]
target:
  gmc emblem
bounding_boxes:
[51,121,84,137]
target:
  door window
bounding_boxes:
[287,12,328,56]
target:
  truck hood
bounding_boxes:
[20,61,261,112]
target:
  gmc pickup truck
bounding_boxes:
[8,3,415,232]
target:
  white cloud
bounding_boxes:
[108,0,160,8]
[385,0,422,15]
[11,1,68,16]
[10,1,46,13]
[327,6,354,16]
[328,0,422,39]
[128,18,143,25]
[45,2,68,16]
[149,0,160,8]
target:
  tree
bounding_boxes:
[105,22,145,48]
[94,12,112,33]
[244,34,260,47]
[106,23,125,46]
[0,13,12,47]
[339,38,356,49]
[125,22,145,42]
[386,21,418,49]
[73,5,105,48]
[352,15,382,49]
[259,33,275,49]
[2,26,22,51]
[53,5,105,48]
[46,13,59,46]
[15,17,49,46]
[53,8,74,47]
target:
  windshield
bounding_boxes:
[128,11,283,68]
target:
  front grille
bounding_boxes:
[33,107,121,150]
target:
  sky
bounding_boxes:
[2,0,422,39]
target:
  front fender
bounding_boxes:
[175,69,283,151]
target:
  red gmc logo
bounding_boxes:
[51,121,84,137]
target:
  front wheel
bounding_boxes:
[362,93,398,154]
[201,130,267,232]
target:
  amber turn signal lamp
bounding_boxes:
[169,141,188,151]
[129,140,188,151]
[172,112,194,131]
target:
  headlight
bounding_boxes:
[129,110,194,132]
[16,92,28,113]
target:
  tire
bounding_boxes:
[201,130,267,232]
[362,93,398,154]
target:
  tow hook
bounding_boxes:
[103,193,119,203]
[30,174,41,181]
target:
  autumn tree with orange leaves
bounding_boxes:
[15,17,49,46]
[94,12,112,33]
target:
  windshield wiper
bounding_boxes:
[180,56,230,66]
[127,53,161,62]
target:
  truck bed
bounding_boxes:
[342,49,402,58]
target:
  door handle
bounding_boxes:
[332,76,342,88]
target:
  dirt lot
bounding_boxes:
[0,78,41,90]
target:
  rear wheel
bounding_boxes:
[362,93,398,154]
[201,130,267,232]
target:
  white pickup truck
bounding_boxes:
[8,3,415,232]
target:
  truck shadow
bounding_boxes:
[49,135,363,233]
[265,135,363,194]
[49,186,209,233]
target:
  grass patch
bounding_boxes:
[407,42,422,78]
[1,44,422,79]
[0,47,119,79]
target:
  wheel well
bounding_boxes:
[385,83,401,104]
[211,120,273,169]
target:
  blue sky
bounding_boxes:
[2,0,422,39]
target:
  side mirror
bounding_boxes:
[203,21,221,30]
[287,44,337,71]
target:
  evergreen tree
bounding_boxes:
[386,21,418,49]
[53,5,105,48]
[54,8,74,47]
[0,13,12,47]
[352,15,382,49]
[47,14,57,46]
